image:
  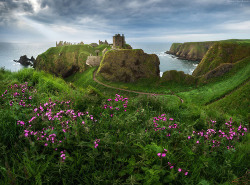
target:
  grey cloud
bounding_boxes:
[0,0,249,42]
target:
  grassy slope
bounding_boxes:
[0,65,249,184]
[66,67,182,110]
[93,52,249,122]
[0,40,249,184]
[206,80,249,121]
[177,57,250,105]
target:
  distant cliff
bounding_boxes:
[166,41,216,61]
[193,40,250,77]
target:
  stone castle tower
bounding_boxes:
[113,34,126,48]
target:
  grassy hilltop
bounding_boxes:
[35,44,110,78]
[0,40,249,184]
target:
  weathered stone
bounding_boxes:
[97,49,160,82]
[86,56,102,67]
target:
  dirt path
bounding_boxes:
[93,70,184,103]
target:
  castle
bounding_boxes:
[56,34,126,48]
[113,34,126,48]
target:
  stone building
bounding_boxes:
[113,34,126,48]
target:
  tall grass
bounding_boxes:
[0,67,249,184]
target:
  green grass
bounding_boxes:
[96,71,197,94]
[0,58,249,184]
[177,57,250,106]
[206,80,250,121]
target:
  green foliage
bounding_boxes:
[0,57,249,185]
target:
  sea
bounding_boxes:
[0,42,199,77]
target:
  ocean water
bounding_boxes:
[0,42,54,72]
[0,42,199,76]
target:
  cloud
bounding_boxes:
[0,0,250,42]
[222,21,250,32]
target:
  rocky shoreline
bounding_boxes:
[166,51,202,62]
[166,41,215,62]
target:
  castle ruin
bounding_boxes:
[99,40,109,45]
[56,41,84,47]
[113,34,126,48]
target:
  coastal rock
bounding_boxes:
[14,55,35,66]
[97,49,160,82]
[160,70,197,85]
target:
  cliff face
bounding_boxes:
[35,44,109,78]
[166,41,215,61]
[193,40,250,77]
[97,49,160,82]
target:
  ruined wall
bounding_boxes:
[56,41,84,47]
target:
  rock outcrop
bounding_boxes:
[166,41,215,61]
[97,49,160,82]
[160,70,197,85]
[193,40,250,77]
[14,55,35,66]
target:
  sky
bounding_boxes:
[0,0,250,43]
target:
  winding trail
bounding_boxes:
[93,70,184,103]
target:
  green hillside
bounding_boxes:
[0,39,249,184]
[193,39,250,77]
[35,44,110,77]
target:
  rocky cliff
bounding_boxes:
[35,44,110,78]
[96,49,160,82]
[193,40,250,77]
[166,41,216,61]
